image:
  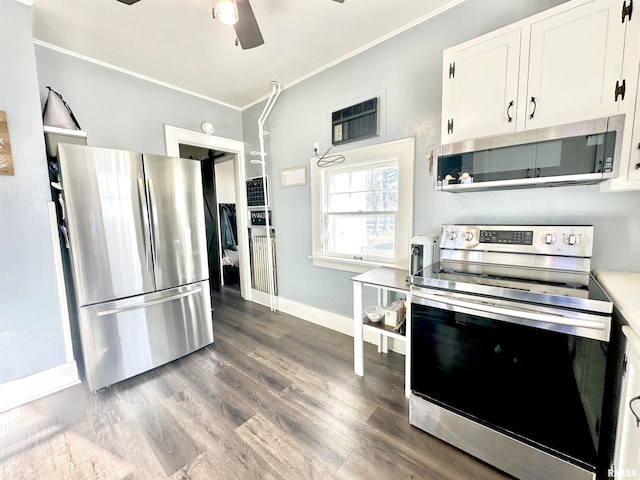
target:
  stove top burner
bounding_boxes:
[438,266,590,297]
[408,261,612,314]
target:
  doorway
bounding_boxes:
[164,126,250,300]
[179,145,241,293]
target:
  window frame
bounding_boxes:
[323,159,399,264]
[309,137,415,273]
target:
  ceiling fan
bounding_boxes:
[116,0,345,50]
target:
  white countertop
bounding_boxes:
[351,266,410,292]
[594,269,640,336]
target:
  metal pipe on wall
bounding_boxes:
[251,81,282,312]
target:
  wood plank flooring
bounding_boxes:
[0,289,514,479]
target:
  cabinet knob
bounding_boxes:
[529,97,537,119]
[506,100,514,122]
[630,395,640,428]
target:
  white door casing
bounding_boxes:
[164,125,251,301]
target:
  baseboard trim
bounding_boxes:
[0,361,80,413]
[251,292,405,354]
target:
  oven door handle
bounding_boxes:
[414,291,607,332]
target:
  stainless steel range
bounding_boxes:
[407,225,614,480]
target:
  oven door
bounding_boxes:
[410,290,609,473]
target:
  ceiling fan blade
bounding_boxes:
[234,0,264,49]
[116,0,141,4]
[332,0,345,3]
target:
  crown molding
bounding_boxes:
[33,40,241,111]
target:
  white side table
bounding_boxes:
[351,267,411,397]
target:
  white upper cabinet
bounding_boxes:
[606,8,640,190]
[441,29,521,144]
[525,0,625,129]
[628,90,640,182]
[441,0,633,145]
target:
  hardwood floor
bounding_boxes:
[0,290,514,479]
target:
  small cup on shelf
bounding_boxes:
[364,305,384,323]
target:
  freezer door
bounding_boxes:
[143,154,208,290]
[78,281,213,391]
[58,144,156,306]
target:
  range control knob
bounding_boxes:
[462,231,474,242]
[543,233,557,245]
[564,233,580,246]
[447,231,458,241]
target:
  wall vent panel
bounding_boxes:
[331,97,378,145]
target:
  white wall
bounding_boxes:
[242,0,640,320]
[0,0,69,384]
[215,158,237,204]
[33,45,244,155]
[0,0,246,401]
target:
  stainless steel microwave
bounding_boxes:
[436,114,625,192]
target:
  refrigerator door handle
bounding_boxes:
[96,286,203,316]
[137,178,152,271]
[146,177,160,269]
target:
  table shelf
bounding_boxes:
[362,318,406,341]
[352,266,412,397]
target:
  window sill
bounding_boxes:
[309,255,401,274]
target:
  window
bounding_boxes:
[325,161,398,262]
[310,137,414,273]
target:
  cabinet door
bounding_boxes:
[614,330,640,479]
[526,0,625,130]
[441,28,521,144]
[602,4,640,190]
[627,30,640,182]
[628,107,640,182]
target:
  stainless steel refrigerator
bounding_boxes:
[57,143,213,391]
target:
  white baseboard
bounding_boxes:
[250,291,406,355]
[0,361,80,413]
[250,289,278,310]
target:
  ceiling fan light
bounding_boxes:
[215,0,239,25]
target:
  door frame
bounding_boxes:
[164,125,251,301]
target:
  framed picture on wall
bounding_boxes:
[280,166,307,187]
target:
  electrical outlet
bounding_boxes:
[314,142,320,153]
[334,124,343,142]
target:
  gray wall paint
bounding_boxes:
[0,0,66,383]
[243,0,640,318]
[0,15,243,385]
[34,46,244,155]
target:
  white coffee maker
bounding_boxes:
[410,235,437,276]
